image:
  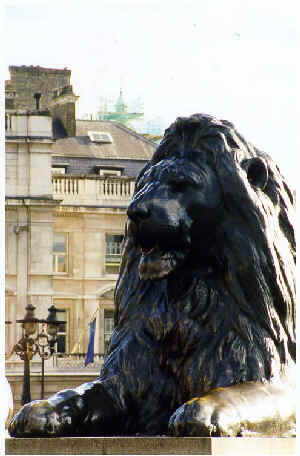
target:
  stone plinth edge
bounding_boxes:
[5,436,295,455]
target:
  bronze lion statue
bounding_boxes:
[9,114,295,437]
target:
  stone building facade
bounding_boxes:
[50,118,155,359]
[5,66,156,413]
[5,112,58,353]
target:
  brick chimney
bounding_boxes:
[49,85,79,137]
[5,80,17,110]
[8,65,71,110]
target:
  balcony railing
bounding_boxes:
[52,175,136,206]
[5,353,106,373]
[52,353,105,370]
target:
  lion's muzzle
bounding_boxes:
[127,199,192,280]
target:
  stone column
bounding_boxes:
[16,207,29,325]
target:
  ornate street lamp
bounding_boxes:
[15,304,42,405]
[37,305,63,399]
[14,303,63,405]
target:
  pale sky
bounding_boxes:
[5,0,298,187]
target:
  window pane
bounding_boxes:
[53,234,68,273]
[58,322,66,332]
[52,167,65,175]
[104,318,114,333]
[100,169,121,177]
[57,255,66,272]
[104,310,114,319]
[56,309,67,353]
[105,234,123,248]
[104,308,114,332]
[58,311,67,322]
[53,234,67,253]
[105,264,120,274]
[57,335,66,353]
[104,310,114,352]
[105,234,124,274]
[104,337,111,353]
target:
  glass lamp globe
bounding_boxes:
[23,320,37,336]
[46,323,58,337]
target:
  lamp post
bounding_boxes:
[14,303,63,405]
[38,305,63,399]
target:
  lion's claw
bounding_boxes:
[8,400,66,437]
[168,397,241,437]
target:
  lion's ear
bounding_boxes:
[242,157,268,189]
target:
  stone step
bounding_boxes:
[5,436,296,455]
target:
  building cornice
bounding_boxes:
[5,137,53,143]
[54,206,127,215]
[6,197,62,207]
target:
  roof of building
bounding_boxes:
[52,120,156,160]
[9,65,71,75]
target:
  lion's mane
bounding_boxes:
[113,114,295,404]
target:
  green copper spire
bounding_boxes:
[97,88,144,126]
[115,89,127,113]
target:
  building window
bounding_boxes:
[99,169,121,177]
[53,233,68,273]
[56,310,67,353]
[52,167,66,175]
[52,163,68,174]
[104,310,114,353]
[88,131,113,143]
[105,234,124,274]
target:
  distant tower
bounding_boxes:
[97,88,144,126]
[115,88,127,113]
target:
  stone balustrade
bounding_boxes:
[52,175,136,206]
[52,353,105,370]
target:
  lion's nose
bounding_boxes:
[127,201,149,224]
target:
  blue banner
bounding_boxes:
[84,319,96,366]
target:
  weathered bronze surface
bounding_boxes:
[9,114,296,437]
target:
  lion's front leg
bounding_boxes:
[168,382,295,437]
[8,390,84,437]
[8,381,121,437]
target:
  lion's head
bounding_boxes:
[127,151,223,281]
[115,113,295,380]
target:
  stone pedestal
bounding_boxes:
[5,436,295,455]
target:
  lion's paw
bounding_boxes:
[168,396,241,437]
[8,400,71,437]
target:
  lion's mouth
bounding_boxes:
[138,240,190,281]
[128,219,192,280]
